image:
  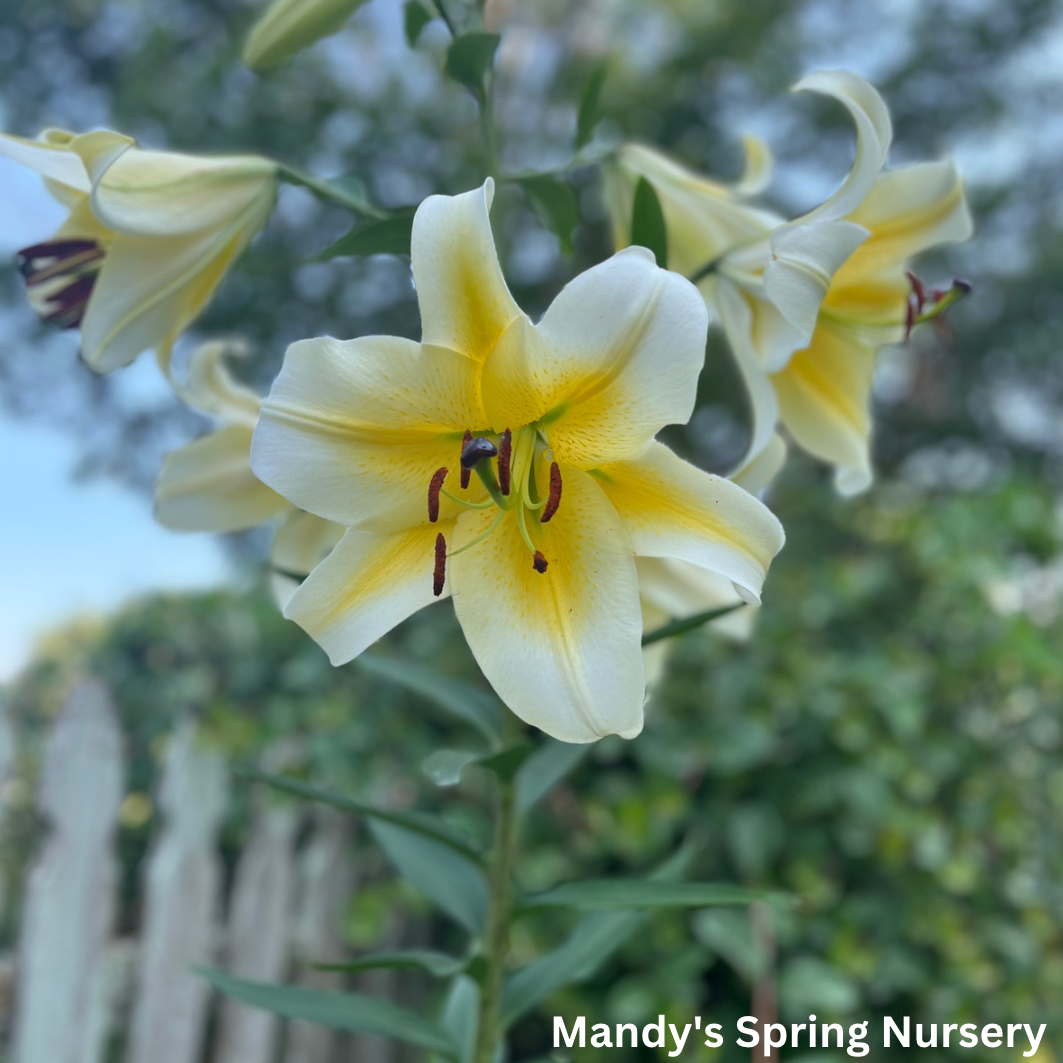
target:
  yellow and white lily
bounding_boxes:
[243,0,371,71]
[250,180,785,743]
[2,128,277,374]
[606,71,971,493]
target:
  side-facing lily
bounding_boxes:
[251,180,785,743]
[607,71,972,493]
[1,128,277,374]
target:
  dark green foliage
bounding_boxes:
[630,177,668,269]
[444,32,501,92]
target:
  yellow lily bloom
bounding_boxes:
[242,0,371,71]
[2,128,277,374]
[250,180,785,743]
[606,71,972,494]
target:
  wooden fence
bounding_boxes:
[0,678,381,1063]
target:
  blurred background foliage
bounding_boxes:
[2,0,1063,1058]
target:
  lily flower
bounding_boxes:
[250,181,785,743]
[2,128,277,374]
[242,0,371,71]
[606,71,972,493]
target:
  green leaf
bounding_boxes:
[317,211,416,261]
[439,975,480,1063]
[278,166,381,216]
[423,750,480,787]
[370,818,488,934]
[514,175,579,255]
[237,767,481,862]
[200,969,459,1057]
[445,32,501,91]
[631,176,668,269]
[478,742,534,782]
[315,948,466,978]
[524,879,761,911]
[357,655,502,743]
[641,603,744,646]
[515,739,587,815]
[575,61,607,149]
[404,0,433,45]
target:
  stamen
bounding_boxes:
[460,429,473,489]
[533,551,548,573]
[540,462,562,523]
[497,428,512,496]
[447,509,506,558]
[428,466,448,522]
[42,274,97,329]
[440,488,493,510]
[461,435,498,469]
[433,533,447,596]
[905,270,926,309]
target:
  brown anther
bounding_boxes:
[904,297,916,342]
[497,428,512,496]
[428,466,448,523]
[433,533,447,596]
[540,462,562,523]
[460,430,473,489]
[906,270,926,310]
[532,551,548,574]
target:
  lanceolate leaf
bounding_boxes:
[524,880,761,912]
[370,819,489,935]
[515,739,588,815]
[316,949,466,978]
[238,767,482,862]
[317,211,416,261]
[357,655,502,743]
[631,176,668,269]
[514,175,579,255]
[641,603,744,646]
[404,0,433,46]
[445,32,501,91]
[439,975,480,1063]
[575,61,608,149]
[201,969,459,1057]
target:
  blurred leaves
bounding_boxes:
[630,177,668,269]
[445,32,500,92]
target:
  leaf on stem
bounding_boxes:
[404,0,433,46]
[357,654,502,743]
[439,975,480,1063]
[370,819,489,935]
[575,61,608,149]
[423,749,481,787]
[514,175,580,255]
[631,176,668,270]
[514,739,587,815]
[315,949,467,978]
[445,32,501,91]
[317,211,416,261]
[524,879,762,911]
[200,969,459,1056]
[641,603,744,646]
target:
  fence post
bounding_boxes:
[11,679,124,1063]
[124,719,229,1063]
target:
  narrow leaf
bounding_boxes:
[478,742,534,783]
[237,767,481,862]
[631,176,668,269]
[370,819,488,935]
[404,0,433,45]
[201,969,458,1057]
[316,949,466,978]
[440,975,480,1063]
[423,750,480,787]
[575,62,607,149]
[445,32,501,91]
[358,655,501,742]
[641,603,744,646]
[515,739,587,815]
[514,175,579,255]
[525,880,761,911]
[317,211,416,261]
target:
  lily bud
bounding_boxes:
[242,0,371,71]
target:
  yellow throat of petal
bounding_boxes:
[426,424,563,595]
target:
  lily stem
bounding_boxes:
[473,773,518,1063]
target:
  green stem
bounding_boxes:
[276,164,384,217]
[478,85,500,181]
[473,775,518,1063]
[432,0,458,36]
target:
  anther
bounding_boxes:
[433,533,447,596]
[460,435,498,470]
[497,428,512,496]
[428,467,448,522]
[460,430,473,489]
[532,551,548,574]
[540,462,562,523]
[905,270,926,310]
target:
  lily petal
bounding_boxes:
[773,323,876,495]
[0,130,91,192]
[411,179,522,362]
[729,431,788,495]
[285,522,455,665]
[734,134,775,197]
[594,440,785,605]
[449,464,645,744]
[252,335,486,531]
[482,246,709,467]
[637,556,754,641]
[155,424,288,532]
[243,0,371,71]
[270,510,348,610]
[175,340,262,426]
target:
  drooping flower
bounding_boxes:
[242,0,371,71]
[250,180,785,743]
[1,129,277,374]
[606,71,972,493]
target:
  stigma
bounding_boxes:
[17,238,106,330]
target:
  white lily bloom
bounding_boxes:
[2,128,277,374]
[251,180,785,743]
[243,0,371,71]
[607,71,972,493]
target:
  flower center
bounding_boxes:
[427,424,563,596]
[17,238,107,330]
